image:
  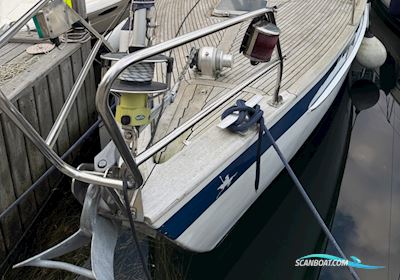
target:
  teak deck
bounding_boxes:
[142,0,366,225]
[152,0,365,160]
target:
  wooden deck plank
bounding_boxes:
[17,88,50,205]
[59,57,81,145]
[0,118,23,255]
[0,43,20,59]
[47,67,71,156]
[34,78,61,189]
[71,50,89,135]
[80,41,97,125]
[0,44,28,65]
[0,43,81,102]
[159,85,216,161]
[0,103,37,229]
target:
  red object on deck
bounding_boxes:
[241,20,280,64]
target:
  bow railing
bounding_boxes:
[0,3,284,190]
[96,6,284,188]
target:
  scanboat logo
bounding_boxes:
[295,254,384,270]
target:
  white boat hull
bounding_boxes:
[0,0,128,34]
[86,0,129,33]
[163,7,368,252]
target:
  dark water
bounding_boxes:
[320,79,400,280]
[319,9,400,280]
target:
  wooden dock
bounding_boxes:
[0,37,97,269]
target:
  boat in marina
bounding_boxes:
[374,0,400,32]
[0,0,128,33]
[0,0,371,278]
[379,0,400,16]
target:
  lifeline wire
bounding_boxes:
[222,100,360,280]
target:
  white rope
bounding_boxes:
[60,29,91,44]
[0,57,39,86]
[120,62,155,82]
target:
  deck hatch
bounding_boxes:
[213,0,267,17]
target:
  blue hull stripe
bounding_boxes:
[158,59,339,240]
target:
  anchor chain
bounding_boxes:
[170,47,198,97]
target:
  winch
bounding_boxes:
[101,53,173,130]
[191,46,234,78]
[100,1,172,153]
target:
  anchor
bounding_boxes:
[14,183,122,280]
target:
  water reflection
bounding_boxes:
[349,79,380,114]
[320,9,400,280]
[320,90,400,280]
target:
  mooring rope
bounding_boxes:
[222,99,360,280]
[122,178,152,280]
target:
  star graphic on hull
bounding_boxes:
[216,172,238,199]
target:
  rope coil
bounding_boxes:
[221,99,265,190]
[119,62,155,82]
[0,57,39,86]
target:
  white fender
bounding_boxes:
[356,32,387,69]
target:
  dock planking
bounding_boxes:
[1,106,37,227]
[71,50,90,135]
[81,42,97,125]
[60,56,81,146]
[0,39,98,270]
[0,119,23,258]
[17,88,50,206]
[47,69,71,155]
[34,77,60,189]
[0,229,5,264]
